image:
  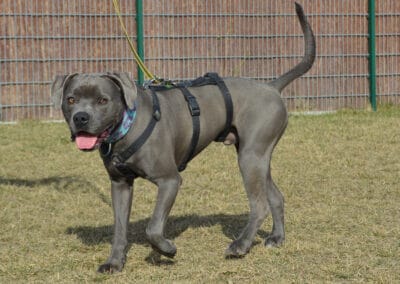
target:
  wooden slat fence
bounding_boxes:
[0,0,399,121]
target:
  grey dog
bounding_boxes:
[51,3,315,273]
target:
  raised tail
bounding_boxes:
[270,2,316,92]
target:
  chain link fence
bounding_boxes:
[0,0,399,122]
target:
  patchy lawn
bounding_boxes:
[0,107,399,282]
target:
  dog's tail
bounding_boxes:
[270,2,316,92]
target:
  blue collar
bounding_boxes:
[105,106,136,144]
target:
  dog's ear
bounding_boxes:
[105,72,137,109]
[51,73,78,109]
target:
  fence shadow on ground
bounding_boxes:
[0,175,112,206]
[0,176,90,189]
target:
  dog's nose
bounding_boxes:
[73,112,90,128]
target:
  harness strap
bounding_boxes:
[111,89,161,166]
[177,86,201,172]
[205,72,233,142]
[101,72,233,177]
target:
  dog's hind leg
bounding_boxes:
[263,120,287,248]
[264,169,285,247]
[225,149,272,257]
[146,174,182,258]
[225,109,287,257]
[225,148,285,257]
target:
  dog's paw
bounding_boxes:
[97,261,124,274]
[265,234,285,247]
[148,236,177,258]
[225,240,250,258]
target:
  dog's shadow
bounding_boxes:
[66,214,269,265]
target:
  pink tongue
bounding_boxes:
[75,134,99,150]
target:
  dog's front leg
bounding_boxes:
[146,174,181,258]
[98,178,133,273]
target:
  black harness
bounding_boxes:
[100,72,233,176]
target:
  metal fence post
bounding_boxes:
[368,0,377,111]
[136,0,145,85]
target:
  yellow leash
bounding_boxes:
[112,0,159,83]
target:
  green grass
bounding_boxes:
[1,107,399,283]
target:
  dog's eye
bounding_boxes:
[67,97,75,105]
[98,97,108,105]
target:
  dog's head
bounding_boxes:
[51,72,137,151]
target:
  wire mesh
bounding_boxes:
[0,0,137,121]
[0,0,399,121]
[143,0,372,111]
[375,0,400,106]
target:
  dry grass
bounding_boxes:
[0,107,399,283]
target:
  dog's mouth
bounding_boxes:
[75,130,109,151]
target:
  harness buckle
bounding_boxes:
[187,96,200,116]
[153,109,161,121]
[111,156,137,178]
